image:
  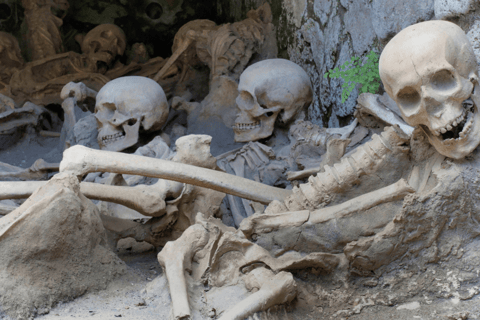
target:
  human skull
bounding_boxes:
[81,24,126,71]
[233,59,313,142]
[380,20,480,159]
[94,76,169,152]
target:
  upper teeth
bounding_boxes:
[232,121,261,131]
[101,132,125,144]
[432,108,467,136]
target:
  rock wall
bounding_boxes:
[217,0,480,128]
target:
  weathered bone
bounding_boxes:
[0,159,59,181]
[153,31,196,81]
[380,20,480,159]
[218,269,296,320]
[59,145,291,204]
[0,181,170,217]
[157,221,212,320]
[241,178,415,238]
[356,93,414,136]
[280,126,410,211]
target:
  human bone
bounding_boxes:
[21,0,65,61]
[81,24,127,71]
[0,159,58,181]
[94,76,169,152]
[355,93,414,136]
[157,219,214,320]
[218,270,296,320]
[240,178,415,239]
[380,20,480,159]
[59,145,292,204]
[233,58,313,142]
[274,126,410,212]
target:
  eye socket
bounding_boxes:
[430,69,457,91]
[397,87,421,112]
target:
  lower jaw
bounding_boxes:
[426,109,480,159]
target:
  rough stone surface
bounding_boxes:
[435,0,474,20]
[0,173,126,319]
[371,0,434,42]
[467,20,480,65]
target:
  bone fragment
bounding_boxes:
[241,178,414,237]
[283,126,410,211]
[39,130,61,137]
[0,181,169,217]
[157,221,210,320]
[153,31,195,82]
[356,93,414,137]
[218,270,296,320]
[60,145,292,204]
[0,159,59,181]
[287,137,351,181]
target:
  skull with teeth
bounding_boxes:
[94,76,169,152]
[380,20,480,159]
[233,59,313,142]
[81,24,126,73]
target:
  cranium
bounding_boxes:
[94,76,169,152]
[81,24,126,72]
[233,59,313,142]
[380,20,480,159]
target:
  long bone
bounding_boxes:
[157,221,212,320]
[281,126,410,211]
[0,181,172,217]
[59,145,292,204]
[240,178,415,238]
[218,269,296,320]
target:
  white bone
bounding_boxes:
[356,93,414,137]
[59,145,292,204]
[157,221,211,320]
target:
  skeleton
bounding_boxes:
[94,76,169,152]
[4,19,480,318]
[0,93,58,149]
[21,0,67,61]
[153,3,276,83]
[2,24,126,106]
[232,59,313,142]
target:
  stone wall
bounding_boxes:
[218,0,480,128]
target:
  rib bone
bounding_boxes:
[241,178,415,238]
[60,145,291,204]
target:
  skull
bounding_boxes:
[81,24,126,72]
[94,76,169,152]
[380,21,480,159]
[233,59,313,142]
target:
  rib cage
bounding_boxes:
[282,126,409,211]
